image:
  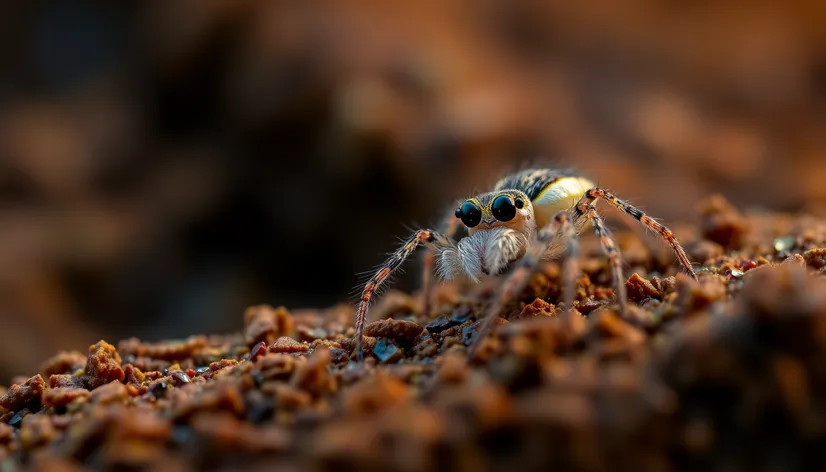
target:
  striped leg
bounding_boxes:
[573,187,697,280]
[467,212,573,360]
[355,229,455,361]
[578,204,627,315]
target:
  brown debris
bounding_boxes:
[658,264,826,467]
[127,357,172,373]
[686,240,725,264]
[364,318,424,344]
[20,413,56,451]
[209,358,238,373]
[515,298,555,320]
[803,247,826,269]
[291,348,336,396]
[0,375,46,412]
[310,339,342,350]
[122,364,145,387]
[782,253,807,268]
[699,194,749,249]
[49,374,85,390]
[262,382,312,411]
[0,423,12,445]
[42,388,90,409]
[244,305,295,348]
[625,273,662,303]
[434,353,470,385]
[592,310,646,345]
[341,372,410,415]
[673,274,727,315]
[338,335,376,354]
[88,381,129,405]
[190,412,291,453]
[117,336,207,361]
[367,290,420,320]
[40,351,87,378]
[270,336,309,353]
[170,383,245,422]
[83,341,125,389]
[256,354,296,382]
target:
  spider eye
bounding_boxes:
[491,195,517,222]
[457,201,482,228]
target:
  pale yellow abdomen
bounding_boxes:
[531,176,595,228]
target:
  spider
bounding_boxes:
[353,168,698,361]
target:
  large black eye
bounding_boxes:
[456,201,482,228]
[491,195,517,222]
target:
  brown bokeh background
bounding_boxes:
[1,0,825,381]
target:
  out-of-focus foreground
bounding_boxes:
[0,1,825,380]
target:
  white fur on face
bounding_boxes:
[435,227,529,282]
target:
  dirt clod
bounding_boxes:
[83,341,125,389]
[364,318,424,344]
[699,194,749,249]
[0,375,46,412]
[270,337,309,353]
[244,305,295,348]
[625,273,662,303]
[803,247,826,269]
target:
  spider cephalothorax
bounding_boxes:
[437,190,535,281]
[353,168,697,360]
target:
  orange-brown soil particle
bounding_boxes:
[0,375,46,412]
[83,341,125,389]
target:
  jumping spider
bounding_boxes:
[353,168,698,360]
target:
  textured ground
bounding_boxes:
[1,195,826,471]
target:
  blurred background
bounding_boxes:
[1,0,825,381]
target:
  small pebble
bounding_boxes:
[8,409,29,429]
[373,339,403,363]
[149,382,168,399]
[248,341,269,361]
[426,316,453,333]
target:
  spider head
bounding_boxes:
[455,190,535,236]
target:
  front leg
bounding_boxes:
[355,229,455,361]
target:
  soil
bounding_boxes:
[1,194,826,471]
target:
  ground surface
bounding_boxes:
[1,195,826,471]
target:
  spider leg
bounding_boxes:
[559,214,579,315]
[466,211,573,360]
[573,187,698,280]
[421,208,463,318]
[355,229,455,361]
[577,204,628,315]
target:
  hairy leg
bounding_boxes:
[355,229,455,360]
[577,204,627,315]
[573,187,697,279]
